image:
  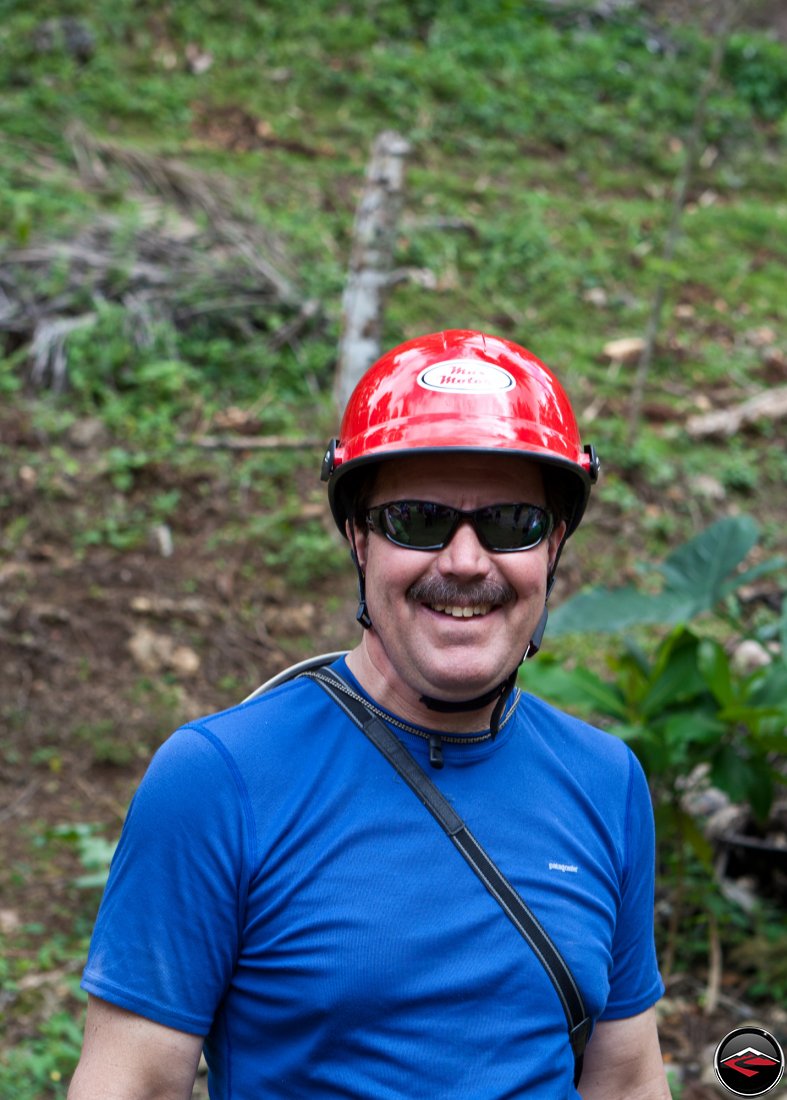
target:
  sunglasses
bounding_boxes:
[365,500,554,553]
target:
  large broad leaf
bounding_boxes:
[655,515,759,604]
[551,515,760,636]
[549,587,697,635]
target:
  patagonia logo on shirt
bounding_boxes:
[549,861,579,874]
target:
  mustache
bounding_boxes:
[407,577,515,607]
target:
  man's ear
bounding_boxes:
[548,520,567,575]
[346,519,368,571]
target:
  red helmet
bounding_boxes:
[322,330,599,537]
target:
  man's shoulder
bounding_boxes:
[520,690,634,771]
[141,668,348,800]
[188,669,331,741]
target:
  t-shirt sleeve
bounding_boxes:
[600,749,665,1020]
[80,723,254,1035]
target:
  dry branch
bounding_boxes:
[181,433,324,451]
[704,912,722,1016]
[686,385,787,437]
[30,313,97,392]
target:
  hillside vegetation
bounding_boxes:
[1,2,786,1096]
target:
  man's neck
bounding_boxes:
[344,641,501,734]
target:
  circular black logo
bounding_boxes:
[714,1026,785,1096]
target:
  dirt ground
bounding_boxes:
[1,402,785,1096]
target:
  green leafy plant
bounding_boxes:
[535,515,787,986]
[0,1008,84,1100]
[729,902,787,1004]
[539,624,786,821]
[50,823,118,889]
[542,515,787,828]
[723,32,787,121]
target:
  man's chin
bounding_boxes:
[417,668,504,706]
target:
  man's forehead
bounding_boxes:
[371,452,546,498]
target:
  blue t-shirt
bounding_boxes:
[81,659,663,1098]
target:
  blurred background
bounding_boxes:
[1,1,785,1095]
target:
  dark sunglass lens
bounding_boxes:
[477,505,550,550]
[381,503,413,544]
[383,502,455,548]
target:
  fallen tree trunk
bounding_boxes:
[335,131,410,412]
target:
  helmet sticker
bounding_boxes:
[417,359,516,394]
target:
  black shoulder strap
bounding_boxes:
[304,666,591,1087]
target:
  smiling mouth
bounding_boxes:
[429,602,493,618]
[409,578,514,618]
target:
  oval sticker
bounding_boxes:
[418,359,515,394]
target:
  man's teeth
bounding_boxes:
[431,603,492,617]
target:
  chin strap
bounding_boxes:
[419,661,519,741]
[525,602,549,659]
[349,529,372,630]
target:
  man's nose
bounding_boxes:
[436,518,491,575]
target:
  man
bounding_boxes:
[69,330,670,1099]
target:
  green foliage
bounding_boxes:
[730,902,787,1003]
[666,1065,683,1100]
[544,516,787,818]
[2,0,785,440]
[723,32,787,122]
[72,718,148,767]
[537,623,787,828]
[0,1008,83,1099]
[219,508,347,588]
[265,522,347,587]
[551,516,786,635]
[62,304,198,424]
[50,823,117,889]
[535,516,787,991]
